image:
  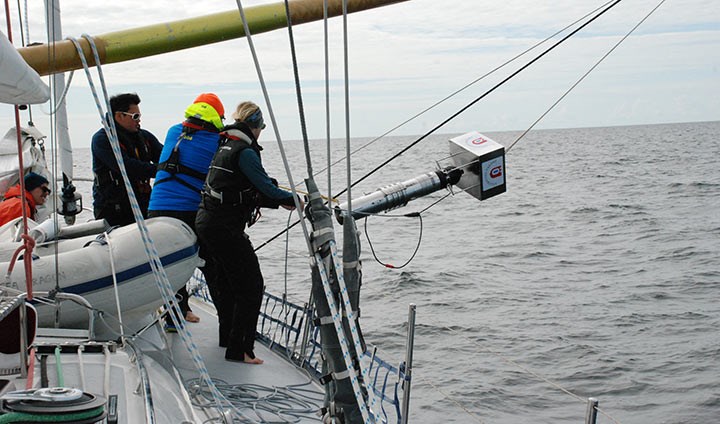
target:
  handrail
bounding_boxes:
[30,291,96,340]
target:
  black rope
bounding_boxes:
[364,212,423,269]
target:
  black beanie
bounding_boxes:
[24,172,49,191]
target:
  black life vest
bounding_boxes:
[201,122,263,222]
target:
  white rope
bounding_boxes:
[77,345,86,392]
[66,35,244,423]
[232,0,309,238]
[328,240,382,416]
[104,231,125,341]
[313,252,374,423]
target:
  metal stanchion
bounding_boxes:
[585,397,599,424]
[19,299,28,378]
[400,303,416,424]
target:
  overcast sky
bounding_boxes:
[1,0,718,149]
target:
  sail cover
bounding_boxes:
[0,32,50,105]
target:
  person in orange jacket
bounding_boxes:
[0,172,51,226]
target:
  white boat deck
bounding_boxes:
[169,299,325,423]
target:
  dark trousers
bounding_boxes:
[147,210,198,318]
[94,194,150,227]
[195,209,264,358]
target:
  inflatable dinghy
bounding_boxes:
[0,217,199,335]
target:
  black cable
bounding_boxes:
[364,212,423,269]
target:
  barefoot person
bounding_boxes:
[195,101,300,364]
[148,93,226,326]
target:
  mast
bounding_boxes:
[18,0,408,76]
[44,0,81,225]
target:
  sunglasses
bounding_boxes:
[119,111,141,121]
[41,186,51,195]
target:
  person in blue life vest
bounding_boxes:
[91,93,162,226]
[195,101,302,364]
[148,93,226,326]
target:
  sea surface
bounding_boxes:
[71,121,719,424]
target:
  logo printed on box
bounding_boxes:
[469,136,489,146]
[482,157,504,190]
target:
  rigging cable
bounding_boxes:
[340,0,623,200]
[409,0,667,220]
[506,0,669,153]
[282,0,313,176]
[253,0,623,253]
[44,0,64,314]
[417,0,668,217]
[232,0,311,247]
[323,0,332,201]
[342,0,353,213]
[310,0,619,179]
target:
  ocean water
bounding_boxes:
[71,121,719,424]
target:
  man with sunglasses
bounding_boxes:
[91,93,163,226]
[0,172,51,226]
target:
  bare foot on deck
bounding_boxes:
[185,311,200,323]
[244,353,264,364]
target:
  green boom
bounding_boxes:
[18,0,408,76]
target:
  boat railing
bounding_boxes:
[0,294,29,377]
[32,291,96,340]
[0,290,97,378]
[189,268,412,424]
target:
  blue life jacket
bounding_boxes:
[148,119,220,212]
